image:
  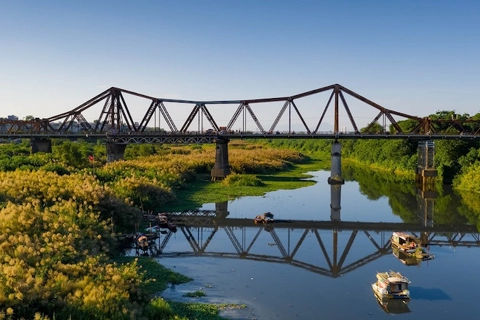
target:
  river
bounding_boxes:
[150,169,480,319]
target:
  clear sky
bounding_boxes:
[1,0,479,131]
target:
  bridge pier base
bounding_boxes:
[30,138,52,154]
[211,138,231,180]
[328,141,345,184]
[106,142,127,162]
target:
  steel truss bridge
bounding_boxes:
[142,211,479,278]
[2,84,480,143]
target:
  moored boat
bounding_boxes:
[372,271,411,300]
[391,231,422,253]
[135,234,149,251]
[156,213,177,232]
[254,212,274,224]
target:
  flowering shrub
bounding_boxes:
[0,201,148,319]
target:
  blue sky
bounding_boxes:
[1,1,479,131]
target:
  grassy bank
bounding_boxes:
[162,157,327,211]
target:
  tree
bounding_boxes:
[57,141,85,167]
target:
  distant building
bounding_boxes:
[7,115,18,120]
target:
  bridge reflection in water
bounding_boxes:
[139,183,479,278]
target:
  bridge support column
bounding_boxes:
[106,142,127,162]
[211,138,231,180]
[415,140,437,186]
[328,141,345,184]
[30,138,52,154]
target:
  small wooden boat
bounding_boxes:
[156,213,177,232]
[254,212,274,224]
[391,232,422,253]
[135,234,149,251]
[372,271,411,300]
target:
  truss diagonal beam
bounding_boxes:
[118,91,137,131]
[180,104,201,132]
[245,104,265,133]
[198,228,218,253]
[337,231,358,269]
[138,100,157,131]
[313,90,334,134]
[290,229,309,259]
[180,226,201,252]
[268,228,288,258]
[364,111,385,133]
[158,101,178,132]
[246,228,263,252]
[158,230,175,253]
[269,101,289,133]
[226,103,244,131]
[224,226,243,254]
[313,230,333,270]
[47,88,112,122]
[339,91,359,133]
[291,100,311,134]
[200,104,220,131]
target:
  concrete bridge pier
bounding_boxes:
[328,141,345,185]
[415,140,437,186]
[106,142,127,162]
[211,138,231,180]
[30,138,52,154]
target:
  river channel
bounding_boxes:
[148,169,480,319]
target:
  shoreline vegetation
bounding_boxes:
[1,137,480,319]
[0,141,319,319]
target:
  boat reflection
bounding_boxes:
[392,246,423,266]
[374,294,411,314]
[391,231,435,266]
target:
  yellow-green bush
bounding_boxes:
[0,170,142,233]
[0,201,148,319]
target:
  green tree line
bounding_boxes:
[266,110,480,190]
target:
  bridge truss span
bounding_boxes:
[3,84,480,139]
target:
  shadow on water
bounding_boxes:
[255,175,315,182]
[409,287,452,300]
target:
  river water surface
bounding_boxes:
[152,170,480,319]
